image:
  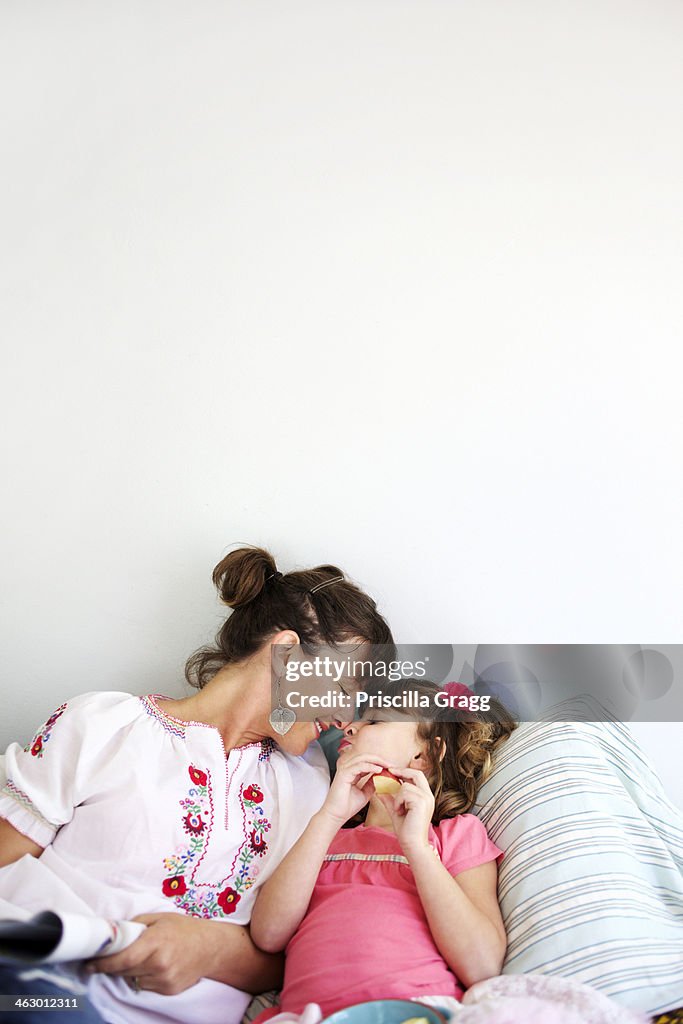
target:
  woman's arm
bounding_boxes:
[251,751,391,953]
[407,852,506,987]
[0,818,43,867]
[87,913,285,995]
[0,814,284,996]
[0,813,283,995]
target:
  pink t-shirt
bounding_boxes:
[256,814,504,1020]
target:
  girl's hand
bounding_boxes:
[377,766,435,856]
[321,751,393,826]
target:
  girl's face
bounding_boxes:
[338,711,431,772]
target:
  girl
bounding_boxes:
[250,678,516,1019]
[0,545,393,1024]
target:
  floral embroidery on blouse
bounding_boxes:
[25,704,68,759]
[139,695,276,761]
[161,769,272,918]
[183,811,207,835]
[258,738,276,762]
[243,784,263,803]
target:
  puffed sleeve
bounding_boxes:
[433,813,505,877]
[0,693,109,848]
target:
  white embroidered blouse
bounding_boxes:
[0,691,330,1024]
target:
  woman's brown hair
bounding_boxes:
[349,677,517,825]
[185,545,394,688]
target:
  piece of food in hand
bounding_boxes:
[372,769,402,795]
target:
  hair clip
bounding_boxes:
[309,574,344,594]
[266,571,283,582]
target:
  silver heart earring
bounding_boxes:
[269,673,296,735]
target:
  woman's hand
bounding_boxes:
[85,913,204,994]
[377,766,435,856]
[321,751,393,826]
[85,912,283,996]
[86,913,214,994]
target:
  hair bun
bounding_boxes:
[211,546,277,608]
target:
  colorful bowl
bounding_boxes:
[322,998,448,1024]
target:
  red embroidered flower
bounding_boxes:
[162,875,187,897]
[250,829,268,856]
[188,766,208,786]
[243,784,263,803]
[183,812,207,835]
[31,736,43,757]
[217,887,241,914]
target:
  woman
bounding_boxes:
[0,545,393,1024]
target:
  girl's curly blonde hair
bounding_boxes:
[350,677,517,824]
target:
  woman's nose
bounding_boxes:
[343,719,364,736]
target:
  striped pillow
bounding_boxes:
[472,712,683,1016]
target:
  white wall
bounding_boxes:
[1,1,681,809]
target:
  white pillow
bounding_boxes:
[473,706,683,1016]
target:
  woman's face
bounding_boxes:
[337,711,430,771]
[273,711,350,756]
[271,637,368,754]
